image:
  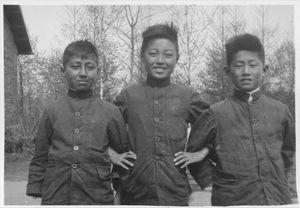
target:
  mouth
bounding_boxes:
[77,80,89,84]
[240,78,252,82]
[152,67,167,73]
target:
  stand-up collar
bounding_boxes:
[233,88,261,103]
[68,88,93,99]
[146,76,171,88]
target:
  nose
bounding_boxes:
[156,54,165,64]
[242,64,250,74]
[78,66,87,78]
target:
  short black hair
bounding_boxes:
[140,23,179,58]
[225,33,265,66]
[62,40,99,67]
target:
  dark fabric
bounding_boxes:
[187,89,295,206]
[26,89,128,205]
[113,80,210,205]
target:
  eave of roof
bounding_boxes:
[4,5,32,55]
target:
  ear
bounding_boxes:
[263,64,269,73]
[176,53,180,62]
[224,65,230,75]
[61,66,65,73]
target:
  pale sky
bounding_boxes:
[20,4,294,53]
[21,5,67,52]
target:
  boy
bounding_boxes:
[26,40,135,205]
[113,23,211,205]
[176,33,295,205]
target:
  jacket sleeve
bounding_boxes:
[187,108,217,189]
[113,89,128,123]
[107,106,130,190]
[281,104,295,173]
[26,109,53,197]
[107,107,129,154]
[186,89,210,124]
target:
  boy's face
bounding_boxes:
[142,38,178,80]
[63,52,98,91]
[226,50,267,92]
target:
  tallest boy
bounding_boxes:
[113,23,211,205]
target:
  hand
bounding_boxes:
[173,148,209,168]
[109,150,137,170]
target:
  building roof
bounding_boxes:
[4,5,32,54]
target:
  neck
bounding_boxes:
[146,76,171,88]
[247,87,260,94]
[233,88,261,103]
[68,88,93,99]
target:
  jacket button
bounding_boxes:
[72,164,78,169]
[154,117,160,122]
[73,146,79,150]
[251,119,258,124]
[74,129,80,134]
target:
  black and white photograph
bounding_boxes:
[1,0,298,207]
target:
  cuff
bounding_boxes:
[26,183,42,198]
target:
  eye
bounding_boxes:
[86,64,96,70]
[149,52,157,57]
[233,63,243,68]
[165,53,174,58]
[71,64,80,69]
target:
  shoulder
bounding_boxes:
[122,82,144,93]
[170,83,198,97]
[117,83,144,98]
[211,98,229,110]
[96,98,119,113]
[261,95,290,114]
[261,95,286,107]
[44,96,68,114]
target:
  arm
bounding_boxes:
[174,147,210,168]
[186,89,210,124]
[26,109,53,198]
[281,105,295,174]
[108,147,136,170]
[107,106,129,154]
[107,107,136,202]
[113,89,128,122]
[187,109,217,189]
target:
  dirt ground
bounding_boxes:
[4,153,211,206]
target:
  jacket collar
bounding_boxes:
[68,88,93,99]
[146,76,171,88]
[233,88,261,103]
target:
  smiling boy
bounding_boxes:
[113,23,210,205]
[26,40,135,205]
[184,33,295,205]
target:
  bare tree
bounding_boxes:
[61,6,84,41]
[254,6,278,56]
[200,6,245,103]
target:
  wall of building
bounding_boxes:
[4,15,19,126]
